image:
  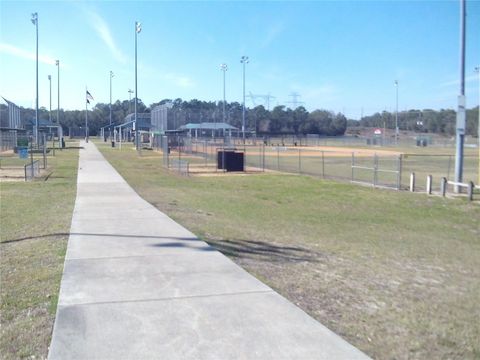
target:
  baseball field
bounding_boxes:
[97,139,479,359]
[1,137,478,359]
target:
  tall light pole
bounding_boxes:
[454,0,466,193]
[394,80,399,145]
[135,21,141,150]
[128,89,133,114]
[56,60,60,123]
[109,71,114,139]
[240,56,249,143]
[220,64,228,124]
[475,66,479,184]
[31,12,38,144]
[48,75,52,122]
[56,60,61,147]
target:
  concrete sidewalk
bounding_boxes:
[49,141,369,359]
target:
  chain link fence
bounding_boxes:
[0,134,52,181]
[155,135,478,192]
[24,160,40,180]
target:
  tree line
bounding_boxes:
[353,107,479,136]
[2,99,478,137]
[0,98,347,137]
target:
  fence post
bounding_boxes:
[468,181,474,201]
[351,152,355,182]
[321,151,325,178]
[24,164,27,181]
[447,155,452,180]
[204,141,207,168]
[397,154,402,190]
[373,154,378,187]
[426,175,432,195]
[298,148,302,174]
[440,177,447,196]
[43,134,47,169]
[29,138,34,178]
[262,144,265,171]
[410,172,415,192]
[258,143,262,171]
[277,146,280,171]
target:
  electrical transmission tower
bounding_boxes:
[287,92,305,109]
[247,92,276,110]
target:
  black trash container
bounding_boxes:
[218,150,244,172]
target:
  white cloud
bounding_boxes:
[261,23,285,48]
[0,43,56,65]
[439,74,478,88]
[85,10,127,64]
[292,84,339,109]
[137,63,195,88]
[163,73,195,88]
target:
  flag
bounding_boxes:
[86,90,94,101]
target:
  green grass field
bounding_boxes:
[98,140,480,360]
[0,142,79,359]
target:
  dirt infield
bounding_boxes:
[259,145,403,158]
[299,145,402,156]
[0,168,26,182]
[187,164,274,177]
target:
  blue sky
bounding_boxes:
[0,0,479,119]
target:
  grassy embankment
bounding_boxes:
[0,142,79,359]
[98,140,479,360]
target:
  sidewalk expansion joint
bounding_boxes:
[58,289,274,308]
[66,253,214,261]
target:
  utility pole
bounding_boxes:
[110,71,114,139]
[241,56,249,143]
[31,13,39,145]
[394,80,399,145]
[135,21,141,151]
[454,0,466,192]
[85,87,88,142]
[56,61,60,122]
[48,75,52,122]
[220,64,227,123]
[475,66,479,184]
[56,60,62,148]
[128,89,133,114]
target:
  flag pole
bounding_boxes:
[85,86,88,143]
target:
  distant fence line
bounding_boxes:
[150,133,479,152]
[154,136,478,195]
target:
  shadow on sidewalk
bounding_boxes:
[1,232,198,245]
[205,238,319,263]
[2,232,318,264]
